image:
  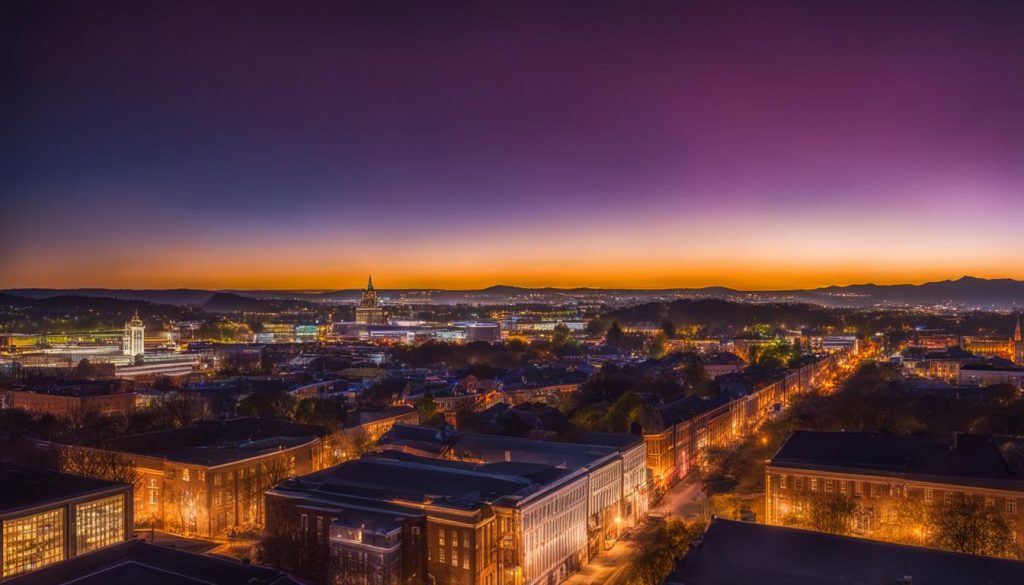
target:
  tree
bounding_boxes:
[661,319,677,340]
[416,390,443,426]
[236,391,296,419]
[783,493,858,535]
[606,321,626,349]
[58,445,139,489]
[647,333,668,359]
[163,392,206,427]
[294,397,348,431]
[930,494,1016,557]
[627,519,705,585]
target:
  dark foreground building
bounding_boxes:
[664,519,1024,585]
[3,539,301,585]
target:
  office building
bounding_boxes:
[1,465,132,579]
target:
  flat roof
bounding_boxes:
[769,431,1015,484]
[4,540,301,585]
[666,519,1024,585]
[0,464,129,515]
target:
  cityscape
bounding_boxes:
[4,2,1024,585]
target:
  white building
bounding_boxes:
[122,313,145,358]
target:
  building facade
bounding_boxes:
[765,431,1024,555]
[122,313,145,358]
[1,465,132,580]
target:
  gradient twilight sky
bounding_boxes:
[3,0,1023,290]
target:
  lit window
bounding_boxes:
[924,489,933,503]
[810,478,818,492]
[182,469,190,482]
[840,481,848,496]
[1009,499,1018,514]
[2,509,65,578]
[824,480,834,493]
[75,495,125,554]
[985,497,995,508]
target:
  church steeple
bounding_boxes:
[367,274,374,291]
[1015,312,1022,343]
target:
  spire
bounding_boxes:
[367,274,374,291]
[1015,311,1022,342]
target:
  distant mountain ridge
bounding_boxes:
[4,276,1023,309]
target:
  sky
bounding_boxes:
[3,0,1023,290]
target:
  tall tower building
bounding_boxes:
[1014,312,1024,366]
[123,312,145,358]
[355,275,386,325]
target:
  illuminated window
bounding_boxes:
[985,497,995,508]
[182,469,190,482]
[810,478,818,492]
[75,495,125,554]
[452,548,458,566]
[924,489,933,503]
[840,481,848,496]
[2,508,65,578]
[824,480,834,493]
[795,476,804,491]
[1009,499,1018,514]
[214,474,221,487]
[854,482,863,496]
[779,474,787,490]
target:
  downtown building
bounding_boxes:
[1,465,132,580]
[264,425,648,585]
[642,353,845,494]
[765,431,1024,550]
[51,417,331,538]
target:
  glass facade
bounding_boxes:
[75,495,126,554]
[2,509,65,578]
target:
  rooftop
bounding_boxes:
[4,539,301,585]
[103,417,325,466]
[0,464,130,516]
[665,519,1024,585]
[770,431,1022,489]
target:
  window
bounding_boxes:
[779,474,787,490]
[854,482,863,496]
[840,481,848,496]
[301,514,308,536]
[985,497,995,508]
[214,474,221,487]
[75,495,125,554]
[411,526,420,535]
[1009,499,1018,514]
[824,479,834,494]
[439,546,445,564]
[182,469,190,482]
[463,532,470,548]
[439,530,445,546]
[167,468,175,480]
[2,508,65,578]
[795,476,804,491]
[810,478,818,492]
[452,548,458,566]
[924,489,933,504]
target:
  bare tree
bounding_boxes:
[58,445,139,488]
[930,494,1016,558]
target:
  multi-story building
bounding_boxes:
[641,353,843,494]
[355,276,386,325]
[1,465,132,580]
[765,431,1024,549]
[122,313,145,358]
[3,381,135,419]
[267,425,647,585]
[380,424,647,558]
[958,363,1024,390]
[55,417,329,538]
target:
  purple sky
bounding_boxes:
[4,0,1023,289]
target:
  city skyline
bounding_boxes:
[5,0,1024,290]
